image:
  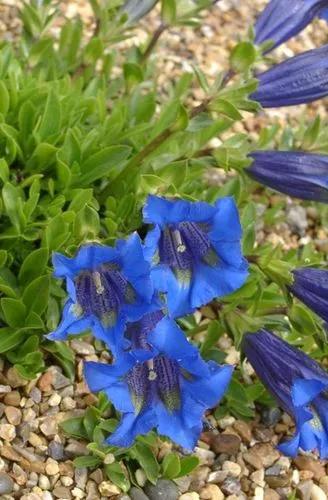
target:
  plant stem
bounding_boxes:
[141,22,168,63]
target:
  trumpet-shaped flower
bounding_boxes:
[143,195,248,318]
[255,0,328,53]
[47,233,155,351]
[247,151,328,203]
[289,268,328,324]
[243,329,328,458]
[84,316,233,449]
[251,44,328,107]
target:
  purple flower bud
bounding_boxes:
[289,268,328,324]
[255,0,328,53]
[247,151,328,202]
[243,329,328,458]
[251,44,328,107]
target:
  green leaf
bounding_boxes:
[1,298,26,327]
[162,453,181,479]
[74,456,102,469]
[78,146,131,185]
[37,89,61,142]
[22,275,50,315]
[162,0,176,24]
[131,443,159,484]
[27,143,58,172]
[18,248,49,285]
[230,42,257,72]
[104,462,130,493]
[84,407,100,440]
[201,321,224,355]
[0,80,10,116]
[2,182,26,232]
[60,417,89,439]
[176,456,199,477]
[0,327,26,353]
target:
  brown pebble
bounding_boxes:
[202,433,241,455]
[53,486,72,499]
[4,406,22,426]
[38,371,54,392]
[265,474,291,488]
[3,391,21,406]
[293,456,326,480]
[233,420,252,444]
[296,480,314,500]
[264,489,281,500]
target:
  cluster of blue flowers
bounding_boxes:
[247,0,328,203]
[48,195,248,449]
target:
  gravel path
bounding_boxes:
[0,1,327,499]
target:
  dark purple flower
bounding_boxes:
[255,0,328,53]
[289,268,328,324]
[243,329,328,458]
[246,151,328,203]
[251,44,328,107]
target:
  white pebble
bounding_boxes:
[311,484,327,500]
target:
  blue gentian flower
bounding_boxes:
[243,329,328,458]
[251,44,328,107]
[289,268,328,324]
[255,0,328,53]
[84,316,233,449]
[247,151,328,202]
[47,233,156,351]
[142,195,249,318]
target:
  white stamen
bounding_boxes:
[173,229,186,253]
[147,359,157,380]
[93,271,104,294]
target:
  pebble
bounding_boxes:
[75,467,88,489]
[222,461,241,478]
[62,396,76,410]
[218,416,235,430]
[310,484,327,500]
[98,481,121,496]
[65,441,89,457]
[39,475,51,490]
[61,476,74,487]
[48,393,61,407]
[245,443,279,469]
[179,494,199,500]
[250,469,265,487]
[71,339,95,355]
[12,463,27,485]
[199,484,224,500]
[204,433,241,455]
[297,480,314,500]
[53,371,71,390]
[6,367,28,387]
[287,205,308,235]
[0,384,11,393]
[263,489,280,500]
[261,407,282,426]
[221,477,241,496]
[233,421,252,443]
[194,447,215,465]
[30,387,42,404]
[4,406,22,425]
[293,456,326,480]
[0,472,14,495]
[48,440,64,460]
[0,424,16,441]
[71,487,85,498]
[29,432,44,448]
[45,458,60,476]
[145,479,179,500]
[53,486,72,499]
[130,487,150,500]
[207,471,228,484]
[40,417,58,437]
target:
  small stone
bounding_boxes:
[62,397,76,410]
[293,456,326,480]
[130,487,150,500]
[0,424,16,441]
[297,480,314,500]
[243,452,263,470]
[98,480,121,496]
[174,477,191,494]
[43,493,54,500]
[204,433,241,455]
[319,476,328,495]
[29,432,44,447]
[200,484,224,500]
[245,443,279,469]
[287,205,308,235]
[53,371,71,390]
[30,387,42,403]
[254,486,264,500]
[222,461,241,478]
[12,463,27,485]
[233,421,252,443]
[4,406,22,425]
[39,475,51,490]
[253,426,273,443]
[265,475,291,488]
[264,489,280,500]
[310,484,327,500]
[48,440,64,460]
[65,440,89,457]
[62,476,74,487]
[86,481,100,500]
[0,472,14,495]
[194,447,215,465]
[0,385,11,393]
[207,471,228,484]
[179,494,199,500]
[71,339,95,355]
[45,458,60,476]
[221,477,241,496]
[250,470,265,487]
[48,393,61,407]
[53,486,72,499]
[40,417,58,437]
[75,467,88,489]
[145,479,179,500]
[6,367,28,387]
[218,416,235,430]
[261,407,282,426]
[38,371,54,392]
[71,487,85,498]
[89,468,103,484]
[135,468,147,487]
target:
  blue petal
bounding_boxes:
[143,225,161,262]
[149,317,209,377]
[210,241,246,269]
[155,401,202,450]
[191,262,249,309]
[278,434,300,457]
[151,265,193,318]
[211,197,242,241]
[53,245,118,279]
[143,195,216,226]
[107,408,157,448]
[184,362,234,408]
[319,6,328,21]
[46,300,92,340]
[292,378,327,407]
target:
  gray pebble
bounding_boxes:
[53,371,71,390]
[144,479,179,500]
[130,487,150,500]
[287,205,308,235]
[261,407,282,426]
[48,440,64,460]
[0,472,14,495]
